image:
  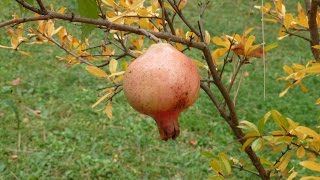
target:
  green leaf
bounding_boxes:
[238,120,259,134]
[270,110,289,130]
[251,138,263,151]
[257,111,271,134]
[242,138,256,151]
[210,159,223,174]
[201,151,215,159]
[77,0,99,40]
[218,152,231,175]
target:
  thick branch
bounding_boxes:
[202,47,269,180]
[308,0,320,61]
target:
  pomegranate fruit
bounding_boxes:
[123,43,200,141]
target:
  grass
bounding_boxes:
[0,0,319,179]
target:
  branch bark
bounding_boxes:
[308,0,320,61]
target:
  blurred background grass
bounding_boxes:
[0,0,319,179]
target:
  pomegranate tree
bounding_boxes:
[123,43,200,141]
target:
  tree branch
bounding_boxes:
[308,0,320,61]
[36,0,47,14]
[283,30,312,42]
[39,31,96,66]
[201,47,269,180]
[232,165,260,177]
[167,0,201,37]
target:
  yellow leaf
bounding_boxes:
[312,45,320,49]
[243,28,254,37]
[105,101,113,119]
[57,7,66,14]
[151,0,159,11]
[211,48,228,62]
[264,18,278,23]
[0,45,13,49]
[127,0,145,10]
[192,59,209,71]
[297,2,309,28]
[46,20,55,37]
[210,159,223,173]
[301,176,320,180]
[300,64,320,74]
[120,62,128,71]
[284,13,293,29]
[295,126,320,139]
[101,0,114,6]
[92,92,112,108]
[238,120,259,133]
[316,98,320,105]
[178,0,187,10]
[244,131,260,139]
[252,138,263,151]
[300,161,320,172]
[86,66,108,78]
[186,31,197,40]
[276,0,285,17]
[175,43,183,51]
[292,63,305,71]
[296,146,305,158]
[287,171,298,180]
[275,153,291,172]
[212,37,230,47]
[18,50,32,57]
[265,43,278,52]
[109,59,118,74]
[242,138,256,151]
[109,71,125,78]
[279,86,291,97]
[307,152,317,161]
[244,35,255,55]
[205,30,211,45]
[139,18,149,29]
[283,65,293,74]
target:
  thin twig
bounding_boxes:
[39,31,96,66]
[158,0,167,32]
[96,0,106,19]
[232,165,260,177]
[273,145,291,166]
[227,59,244,93]
[167,0,201,37]
[97,83,123,91]
[291,142,320,156]
[200,82,228,120]
[283,30,312,42]
[220,34,236,80]
[233,70,244,105]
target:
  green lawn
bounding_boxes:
[0,0,319,179]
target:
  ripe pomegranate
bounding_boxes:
[123,43,200,141]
